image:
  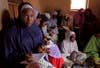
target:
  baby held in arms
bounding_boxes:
[38,37,64,68]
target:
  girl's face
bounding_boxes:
[70,35,76,42]
[21,9,34,27]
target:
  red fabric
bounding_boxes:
[48,55,64,68]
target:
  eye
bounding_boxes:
[24,15,28,18]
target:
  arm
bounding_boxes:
[73,40,79,52]
[61,41,70,56]
[3,33,18,62]
[3,31,25,63]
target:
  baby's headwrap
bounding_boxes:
[20,4,38,19]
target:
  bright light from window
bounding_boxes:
[71,0,87,10]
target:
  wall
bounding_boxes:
[39,0,70,14]
[23,0,41,12]
[89,0,100,22]
[0,0,8,30]
[39,0,100,21]
[23,0,70,14]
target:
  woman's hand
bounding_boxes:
[25,53,34,62]
[38,45,50,53]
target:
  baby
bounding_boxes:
[38,37,64,68]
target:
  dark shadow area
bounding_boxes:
[1,9,14,30]
[0,9,14,68]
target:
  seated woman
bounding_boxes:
[1,2,44,68]
[84,33,100,63]
[61,31,86,67]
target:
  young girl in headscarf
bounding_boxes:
[61,31,78,56]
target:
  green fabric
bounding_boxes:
[95,37,100,49]
[84,35,100,59]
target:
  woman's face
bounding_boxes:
[70,35,76,42]
[21,9,34,27]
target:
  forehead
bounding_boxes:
[21,8,34,14]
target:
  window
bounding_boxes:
[71,0,88,10]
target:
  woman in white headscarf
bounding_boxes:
[61,31,87,67]
[61,31,78,56]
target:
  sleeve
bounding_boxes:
[61,41,71,57]
[61,41,65,53]
[73,40,79,52]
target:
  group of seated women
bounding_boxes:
[0,2,100,68]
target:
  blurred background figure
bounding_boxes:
[82,8,98,46]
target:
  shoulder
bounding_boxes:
[5,25,19,37]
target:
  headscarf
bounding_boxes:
[17,2,38,22]
[61,31,78,56]
[44,13,51,19]
[65,31,75,41]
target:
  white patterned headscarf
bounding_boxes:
[20,4,38,19]
[21,4,33,12]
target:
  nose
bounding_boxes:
[27,16,31,21]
